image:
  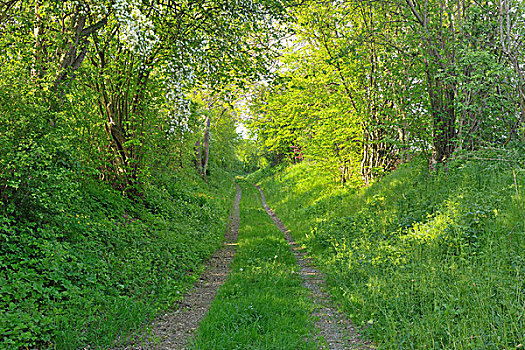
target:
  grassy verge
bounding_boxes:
[250,149,525,349]
[191,180,318,349]
[0,168,235,350]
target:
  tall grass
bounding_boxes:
[251,150,525,349]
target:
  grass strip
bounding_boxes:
[191,180,318,350]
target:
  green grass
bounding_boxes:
[0,168,236,350]
[191,180,318,350]
[250,149,525,349]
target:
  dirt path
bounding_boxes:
[121,182,241,350]
[254,185,373,350]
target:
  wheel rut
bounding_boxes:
[254,184,373,350]
[119,182,242,350]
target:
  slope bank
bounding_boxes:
[1,168,235,349]
[250,149,524,349]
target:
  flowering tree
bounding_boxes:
[0,0,288,188]
[83,0,287,187]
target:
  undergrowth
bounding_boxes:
[251,146,525,349]
[0,155,235,349]
[192,181,317,349]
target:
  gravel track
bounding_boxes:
[118,182,242,350]
[255,184,373,350]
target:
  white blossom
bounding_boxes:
[163,59,196,138]
[113,0,158,58]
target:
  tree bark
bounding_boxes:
[406,0,457,165]
[498,1,525,140]
[194,139,202,173]
[202,115,211,182]
[31,2,107,126]
[427,71,456,165]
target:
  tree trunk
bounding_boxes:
[498,0,525,140]
[31,2,107,127]
[202,116,211,182]
[360,130,370,186]
[405,0,457,166]
[194,139,202,173]
[427,71,456,165]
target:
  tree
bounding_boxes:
[248,0,524,183]
[498,0,525,140]
[248,0,428,184]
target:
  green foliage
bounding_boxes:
[3,0,525,348]
[254,146,525,349]
[192,181,317,349]
[247,1,432,183]
[191,95,244,174]
[0,166,235,349]
[0,1,274,345]
[247,0,525,183]
[236,138,271,173]
[0,0,289,188]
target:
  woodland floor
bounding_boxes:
[117,181,371,349]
